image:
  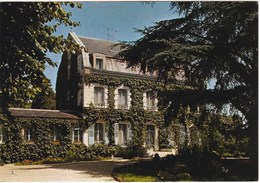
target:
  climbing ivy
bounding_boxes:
[0,71,188,163]
[83,72,177,146]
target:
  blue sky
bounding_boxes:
[44,2,177,90]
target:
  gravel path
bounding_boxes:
[0,158,131,182]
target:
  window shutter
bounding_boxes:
[88,125,95,145]
[83,129,88,146]
[143,92,146,110]
[70,128,73,143]
[0,127,3,143]
[127,123,132,141]
[94,88,98,105]
[3,128,7,143]
[114,123,119,145]
[28,128,31,141]
[114,89,118,109]
[104,124,109,144]
[128,89,131,109]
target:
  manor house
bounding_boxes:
[1,32,185,155]
[55,32,184,149]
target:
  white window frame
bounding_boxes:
[143,90,158,111]
[114,123,132,146]
[94,123,105,144]
[95,58,104,70]
[94,87,105,108]
[0,126,7,144]
[114,85,131,110]
[50,126,60,142]
[146,125,156,148]
[23,127,34,142]
[118,89,128,109]
[72,127,83,143]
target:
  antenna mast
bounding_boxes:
[104,26,117,40]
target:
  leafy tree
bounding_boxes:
[0,2,82,109]
[119,2,257,178]
[31,79,56,109]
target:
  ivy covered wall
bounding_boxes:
[82,70,181,146]
[0,115,79,163]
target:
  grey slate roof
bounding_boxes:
[9,108,81,119]
[78,36,121,57]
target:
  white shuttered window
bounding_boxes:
[118,89,128,109]
[94,87,105,107]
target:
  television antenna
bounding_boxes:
[104,26,117,41]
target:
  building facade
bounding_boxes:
[0,32,185,163]
[56,32,184,150]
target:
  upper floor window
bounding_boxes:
[0,126,7,144]
[118,89,128,109]
[23,127,34,143]
[95,58,103,70]
[146,91,156,110]
[94,87,105,107]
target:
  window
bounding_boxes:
[23,127,34,142]
[118,89,128,109]
[94,87,105,107]
[95,58,103,70]
[73,127,83,143]
[0,126,7,144]
[94,123,104,143]
[146,125,155,148]
[114,123,132,146]
[50,126,60,142]
[146,91,156,110]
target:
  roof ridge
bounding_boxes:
[77,35,120,44]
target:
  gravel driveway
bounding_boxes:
[0,158,131,182]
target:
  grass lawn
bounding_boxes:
[112,158,191,182]
[112,160,160,182]
[114,173,159,182]
[112,156,256,181]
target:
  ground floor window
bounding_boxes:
[71,123,83,144]
[115,123,132,146]
[23,127,34,143]
[73,128,83,142]
[94,123,104,143]
[50,126,60,142]
[0,126,7,144]
[146,125,155,148]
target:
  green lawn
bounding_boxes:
[112,156,256,181]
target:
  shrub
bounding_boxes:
[116,145,147,159]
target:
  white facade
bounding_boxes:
[58,32,173,149]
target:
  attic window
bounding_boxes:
[95,58,103,70]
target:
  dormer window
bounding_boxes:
[95,58,103,70]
